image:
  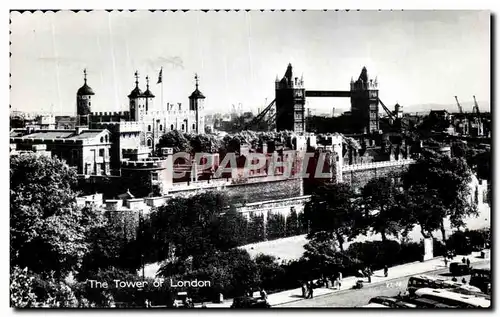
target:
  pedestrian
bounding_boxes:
[462,257,466,264]
[323,275,329,288]
[357,269,364,278]
[259,288,268,301]
[301,282,307,298]
[444,257,448,267]
[338,271,343,289]
[384,265,389,277]
[462,278,467,284]
[309,281,314,299]
[306,282,312,299]
[466,258,471,267]
[330,275,336,289]
[452,276,458,282]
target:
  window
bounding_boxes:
[151,173,159,181]
[99,149,105,157]
[171,124,174,130]
[159,124,163,131]
[148,125,151,132]
[100,137,104,143]
[181,124,185,131]
[105,135,108,143]
[192,123,196,130]
[147,139,152,147]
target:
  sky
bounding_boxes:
[10,10,491,116]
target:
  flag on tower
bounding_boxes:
[157,67,163,84]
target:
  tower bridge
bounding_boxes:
[248,63,381,135]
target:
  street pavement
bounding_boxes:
[199,251,490,308]
[277,260,490,307]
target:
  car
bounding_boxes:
[449,262,470,276]
[230,296,271,308]
[368,296,416,308]
[470,268,491,294]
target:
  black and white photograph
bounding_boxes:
[8,8,492,310]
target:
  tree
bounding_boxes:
[255,254,286,291]
[10,266,37,308]
[403,149,478,242]
[285,208,300,237]
[189,133,223,154]
[146,191,228,262]
[303,183,365,252]
[247,213,266,243]
[362,175,413,241]
[78,210,143,281]
[266,213,286,240]
[10,154,104,278]
[157,130,192,154]
[209,205,249,249]
[301,232,356,279]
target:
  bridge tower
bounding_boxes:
[275,63,306,133]
[350,67,379,134]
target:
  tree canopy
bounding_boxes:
[10,154,105,278]
[403,149,477,241]
[303,183,365,251]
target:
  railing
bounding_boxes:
[342,159,414,172]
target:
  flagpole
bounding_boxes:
[161,67,164,111]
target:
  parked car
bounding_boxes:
[470,268,491,294]
[230,296,271,308]
[368,296,416,308]
[449,262,470,276]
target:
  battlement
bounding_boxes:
[121,157,167,169]
[342,158,414,172]
[92,121,142,133]
[91,111,130,117]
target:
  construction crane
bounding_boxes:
[243,99,276,130]
[473,95,481,117]
[378,98,420,140]
[454,96,464,114]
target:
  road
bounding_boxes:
[277,260,490,307]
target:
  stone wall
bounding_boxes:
[342,163,410,190]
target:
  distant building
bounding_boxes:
[10,127,113,175]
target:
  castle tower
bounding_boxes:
[143,75,155,112]
[189,73,206,134]
[76,69,95,127]
[350,67,379,134]
[275,63,306,133]
[128,71,146,121]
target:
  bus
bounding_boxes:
[407,275,480,295]
[470,268,491,294]
[407,275,452,295]
[414,288,491,308]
